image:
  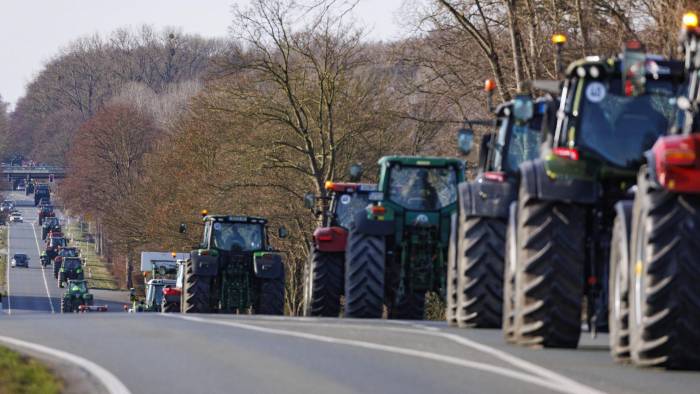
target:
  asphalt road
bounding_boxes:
[1,192,699,394]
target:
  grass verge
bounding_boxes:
[64,221,120,290]
[0,346,63,394]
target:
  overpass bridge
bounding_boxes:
[1,164,66,189]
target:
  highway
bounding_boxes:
[2,192,699,394]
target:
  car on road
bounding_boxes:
[11,254,29,268]
[1,200,14,212]
[9,212,23,223]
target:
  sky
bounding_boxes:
[0,0,406,109]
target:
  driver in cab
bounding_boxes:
[401,169,438,209]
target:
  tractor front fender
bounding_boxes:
[313,227,348,252]
[190,254,219,276]
[458,178,517,219]
[520,159,599,204]
[351,211,394,236]
[253,253,284,279]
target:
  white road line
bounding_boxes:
[5,224,11,314]
[32,220,55,313]
[170,315,601,394]
[0,335,131,394]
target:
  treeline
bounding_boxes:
[1,0,697,313]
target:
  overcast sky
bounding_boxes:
[0,0,406,108]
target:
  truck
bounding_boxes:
[34,184,50,206]
[129,252,189,312]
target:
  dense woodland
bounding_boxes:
[0,0,697,313]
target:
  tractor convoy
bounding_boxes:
[8,11,699,374]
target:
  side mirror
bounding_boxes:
[458,127,474,155]
[303,193,316,210]
[349,163,363,182]
[513,95,534,122]
[178,223,187,234]
[278,226,289,239]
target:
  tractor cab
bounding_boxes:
[61,279,94,313]
[201,215,269,253]
[545,43,684,177]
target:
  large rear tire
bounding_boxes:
[609,205,632,363]
[503,203,519,343]
[258,275,285,315]
[303,248,343,317]
[446,213,458,326]
[183,261,211,314]
[515,184,586,348]
[456,215,505,328]
[629,169,700,369]
[344,231,385,318]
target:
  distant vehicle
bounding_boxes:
[42,217,61,240]
[52,247,80,277]
[34,185,50,206]
[58,257,84,288]
[9,212,23,223]
[1,200,14,212]
[16,184,25,191]
[11,254,29,268]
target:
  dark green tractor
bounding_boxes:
[507,42,685,348]
[447,93,556,329]
[344,156,464,319]
[58,257,85,288]
[180,214,287,315]
[60,280,93,313]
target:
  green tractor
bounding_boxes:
[447,89,556,328]
[506,41,685,348]
[180,214,287,314]
[58,257,85,288]
[60,280,93,313]
[344,156,464,319]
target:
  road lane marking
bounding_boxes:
[188,316,605,394]
[5,224,11,314]
[32,221,55,313]
[170,315,602,394]
[0,335,131,394]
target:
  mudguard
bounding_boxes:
[519,159,599,204]
[351,211,394,236]
[253,253,284,279]
[613,201,633,296]
[190,254,219,276]
[313,227,348,253]
[458,178,517,219]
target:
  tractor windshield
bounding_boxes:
[388,165,459,210]
[211,222,263,252]
[60,249,78,257]
[63,259,81,270]
[335,192,371,229]
[491,115,542,173]
[70,281,88,293]
[575,76,677,168]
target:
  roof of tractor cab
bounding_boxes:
[147,279,176,286]
[378,156,465,169]
[325,182,377,193]
[564,55,684,78]
[204,215,268,224]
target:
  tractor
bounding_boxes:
[34,184,50,206]
[506,41,685,349]
[161,259,187,313]
[25,180,34,195]
[38,205,55,226]
[302,180,377,317]
[129,253,183,312]
[447,87,556,329]
[60,280,93,313]
[179,213,287,315]
[58,257,84,288]
[52,247,79,277]
[608,14,700,370]
[344,156,464,319]
[41,217,61,240]
[44,233,68,268]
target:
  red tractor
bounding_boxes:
[302,181,378,316]
[38,205,55,226]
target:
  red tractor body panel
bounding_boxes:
[313,226,349,252]
[653,134,700,193]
